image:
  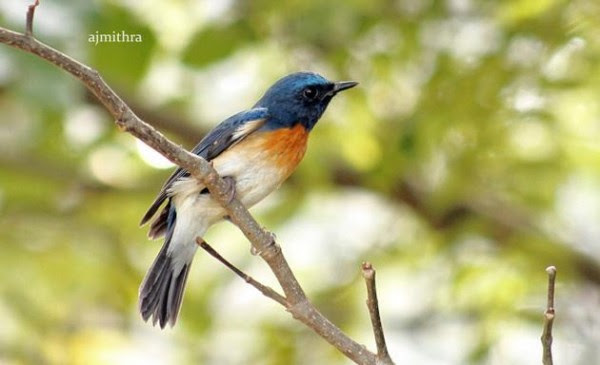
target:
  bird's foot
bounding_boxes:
[221,176,236,204]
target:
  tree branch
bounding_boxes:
[196,238,287,307]
[541,266,557,365]
[362,262,394,365]
[0,5,385,364]
[25,0,39,37]
[83,90,207,145]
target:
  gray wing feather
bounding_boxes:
[140,107,269,228]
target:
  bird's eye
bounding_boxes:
[302,87,318,100]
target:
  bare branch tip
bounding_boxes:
[361,261,394,364]
[361,261,375,279]
[541,265,557,365]
[25,0,40,37]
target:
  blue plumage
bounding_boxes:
[255,72,345,131]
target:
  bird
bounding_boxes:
[138,71,358,328]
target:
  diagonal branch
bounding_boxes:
[83,90,207,145]
[362,262,395,365]
[541,266,557,365]
[196,238,287,307]
[0,4,382,364]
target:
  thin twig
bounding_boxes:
[196,238,288,307]
[25,0,40,37]
[0,4,380,364]
[362,262,394,365]
[541,266,557,365]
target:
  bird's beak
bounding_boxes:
[332,81,359,94]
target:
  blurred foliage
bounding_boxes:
[1,0,600,364]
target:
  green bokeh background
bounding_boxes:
[1,0,600,364]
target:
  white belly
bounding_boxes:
[168,148,287,227]
[164,126,307,266]
[165,149,286,265]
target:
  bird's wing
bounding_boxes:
[140,107,269,228]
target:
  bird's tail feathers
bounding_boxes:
[138,238,195,329]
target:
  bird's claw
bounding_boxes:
[221,176,236,204]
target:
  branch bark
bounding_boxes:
[196,238,287,307]
[83,90,207,145]
[362,262,395,365]
[0,5,385,364]
[541,266,557,365]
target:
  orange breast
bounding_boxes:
[233,123,309,180]
[259,123,309,178]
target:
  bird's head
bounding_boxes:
[255,72,358,131]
